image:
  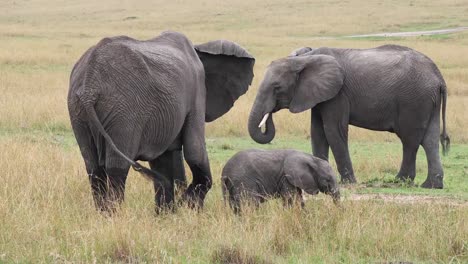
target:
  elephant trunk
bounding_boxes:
[331,189,341,205]
[248,100,275,144]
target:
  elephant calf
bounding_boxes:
[222,149,340,214]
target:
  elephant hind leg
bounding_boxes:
[89,167,109,211]
[71,122,110,211]
[395,109,429,182]
[396,142,420,182]
[229,195,242,215]
[103,167,130,213]
[149,153,177,213]
[420,112,444,189]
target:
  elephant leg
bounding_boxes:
[104,167,129,213]
[149,152,177,212]
[311,109,330,161]
[71,122,110,211]
[229,194,242,215]
[181,119,212,209]
[183,153,212,209]
[282,189,304,209]
[172,150,187,190]
[321,107,356,183]
[395,106,429,183]
[421,113,444,189]
[396,142,419,181]
[88,167,109,211]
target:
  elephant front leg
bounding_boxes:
[181,133,212,209]
[180,112,213,209]
[321,106,356,183]
[311,109,330,161]
[182,153,212,209]
[282,189,304,209]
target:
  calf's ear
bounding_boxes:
[284,153,320,195]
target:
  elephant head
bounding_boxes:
[195,40,255,122]
[248,54,344,144]
[284,154,340,202]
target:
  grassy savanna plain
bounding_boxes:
[1,0,468,262]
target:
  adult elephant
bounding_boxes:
[248,45,449,189]
[68,31,255,212]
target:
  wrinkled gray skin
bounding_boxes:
[249,45,449,189]
[68,31,254,213]
[222,149,340,214]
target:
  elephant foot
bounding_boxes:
[180,184,209,210]
[421,174,444,189]
[396,171,416,182]
[395,174,415,185]
[154,195,175,214]
[95,200,120,216]
[340,176,357,184]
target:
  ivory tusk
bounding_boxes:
[258,113,270,128]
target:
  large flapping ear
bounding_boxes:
[195,40,255,122]
[289,55,344,113]
[284,153,320,195]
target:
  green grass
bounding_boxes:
[3,126,467,199]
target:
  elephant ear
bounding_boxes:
[283,153,320,195]
[195,40,255,122]
[289,55,344,113]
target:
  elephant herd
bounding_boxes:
[67,31,450,214]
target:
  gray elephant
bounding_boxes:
[68,31,255,212]
[248,45,449,189]
[222,149,340,214]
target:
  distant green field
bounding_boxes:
[1,0,467,262]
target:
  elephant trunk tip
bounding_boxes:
[248,112,275,144]
[331,190,341,205]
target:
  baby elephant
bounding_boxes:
[222,149,340,214]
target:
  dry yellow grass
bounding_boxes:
[1,0,468,262]
[0,137,467,262]
[1,0,468,142]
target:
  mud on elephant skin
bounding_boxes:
[68,31,255,213]
[222,149,340,214]
[248,44,449,189]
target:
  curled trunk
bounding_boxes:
[332,190,341,205]
[248,103,275,144]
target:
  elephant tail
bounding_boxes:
[440,84,450,156]
[79,96,169,185]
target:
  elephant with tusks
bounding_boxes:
[249,45,449,189]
